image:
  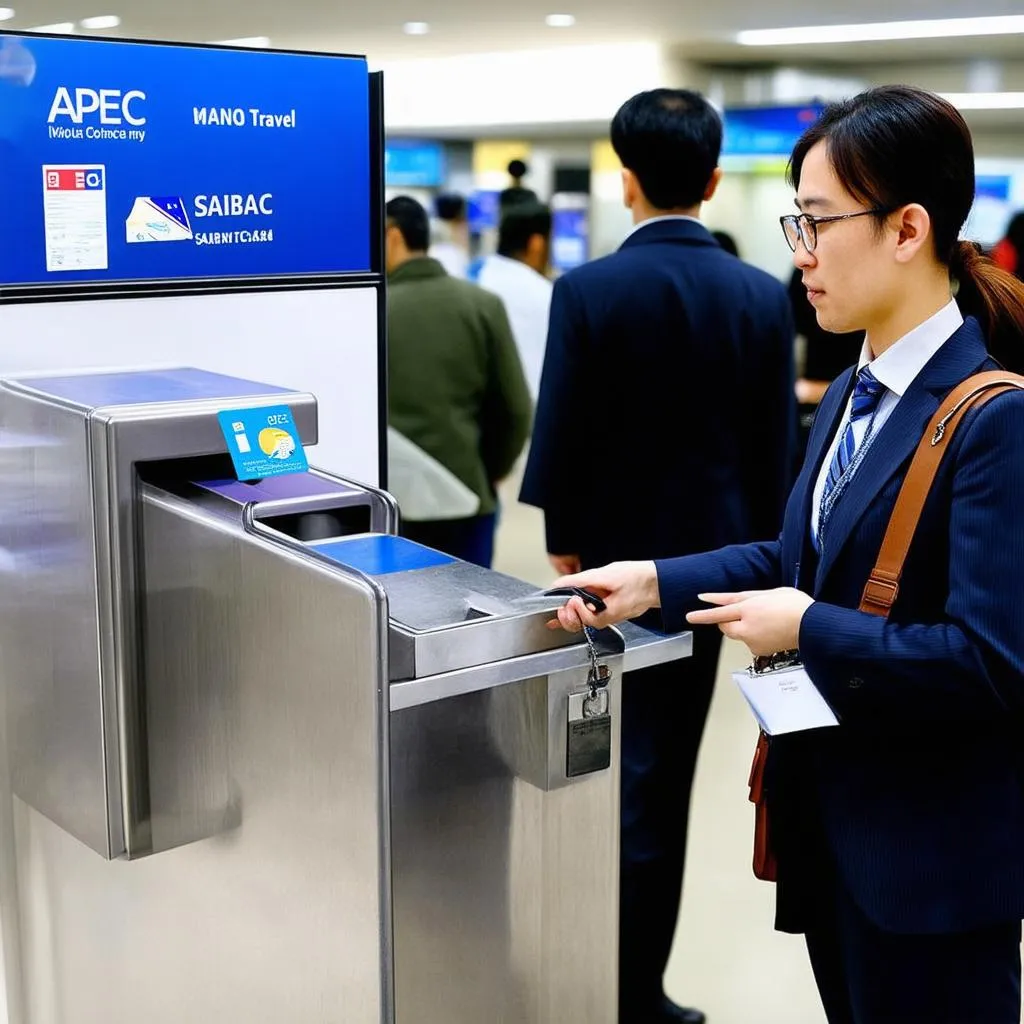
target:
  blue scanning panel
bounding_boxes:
[312,535,455,576]
[16,367,293,407]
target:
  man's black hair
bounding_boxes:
[610,89,722,210]
[500,186,539,212]
[498,202,552,258]
[508,158,528,181]
[711,230,739,257]
[385,195,429,252]
[435,192,466,222]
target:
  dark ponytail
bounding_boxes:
[790,85,1024,373]
[951,241,1024,372]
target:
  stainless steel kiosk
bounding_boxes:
[0,368,691,1024]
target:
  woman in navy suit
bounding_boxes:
[551,85,1024,1024]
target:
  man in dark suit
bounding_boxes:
[519,89,795,1024]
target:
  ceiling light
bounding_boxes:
[211,36,271,48]
[545,13,575,27]
[941,92,1024,110]
[403,22,430,35]
[79,15,121,29]
[28,22,75,33]
[737,15,1024,46]
[0,9,15,22]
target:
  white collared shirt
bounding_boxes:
[624,214,704,241]
[810,299,964,541]
[477,254,554,401]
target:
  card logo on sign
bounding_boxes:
[126,196,193,243]
[47,87,148,143]
[45,167,105,191]
[48,87,146,126]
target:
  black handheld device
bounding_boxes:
[542,587,608,614]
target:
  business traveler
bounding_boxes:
[547,85,1024,1024]
[500,158,539,212]
[478,202,554,402]
[386,196,532,568]
[429,192,471,279]
[519,89,795,1024]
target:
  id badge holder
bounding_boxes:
[732,650,839,737]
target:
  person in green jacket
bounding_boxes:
[386,196,532,567]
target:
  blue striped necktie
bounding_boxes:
[816,366,887,550]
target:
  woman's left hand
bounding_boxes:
[686,588,815,656]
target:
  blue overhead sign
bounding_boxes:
[385,140,445,187]
[0,33,371,287]
[976,174,1012,202]
[722,105,824,157]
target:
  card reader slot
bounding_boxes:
[259,505,371,542]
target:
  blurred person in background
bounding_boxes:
[478,201,554,402]
[500,158,539,211]
[992,210,1024,281]
[789,266,865,471]
[386,196,532,567]
[710,229,739,257]
[520,89,795,1024]
[429,191,470,279]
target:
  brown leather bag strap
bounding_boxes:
[859,370,1024,618]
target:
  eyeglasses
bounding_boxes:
[780,208,891,253]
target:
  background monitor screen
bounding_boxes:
[385,140,445,188]
[722,105,824,157]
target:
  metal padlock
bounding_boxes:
[583,663,610,718]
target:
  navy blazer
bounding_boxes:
[657,316,1024,934]
[520,219,795,568]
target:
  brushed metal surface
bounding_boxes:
[0,370,318,859]
[618,621,693,672]
[0,388,112,856]
[388,622,692,711]
[98,394,317,858]
[381,560,547,630]
[11,490,393,1023]
[389,640,596,711]
[379,561,577,679]
[389,662,621,1024]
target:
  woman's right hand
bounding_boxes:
[546,561,660,633]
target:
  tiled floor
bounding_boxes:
[493,478,826,1023]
